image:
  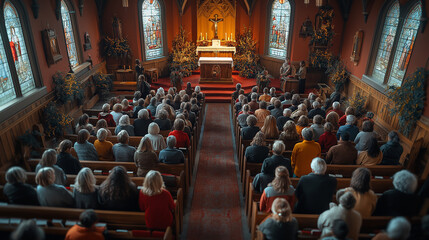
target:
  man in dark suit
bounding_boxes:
[270,100,283,119]
[294,157,337,214]
[241,115,260,141]
[276,108,292,131]
[158,136,185,164]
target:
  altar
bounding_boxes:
[198,57,233,83]
[196,45,236,58]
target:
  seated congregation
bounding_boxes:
[232,85,429,240]
[1,84,204,239]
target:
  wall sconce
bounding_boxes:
[122,0,129,7]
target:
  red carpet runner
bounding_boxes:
[186,103,243,240]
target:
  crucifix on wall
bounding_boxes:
[209,14,223,39]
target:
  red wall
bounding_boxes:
[22,0,102,92]
[340,0,429,116]
[101,0,344,62]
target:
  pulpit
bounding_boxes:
[198,57,233,83]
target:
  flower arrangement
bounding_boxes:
[103,36,131,57]
[93,73,113,99]
[387,68,427,136]
[43,102,73,138]
[347,91,367,118]
[53,72,84,105]
[225,41,237,47]
[310,6,335,47]
[310,49,335,69]
[327,60,349,92]
[169,27,199,77]
[196,40,209,46]
[310,28,335,46]
[234,27,260,78]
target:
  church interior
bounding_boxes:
[1,0,429,239]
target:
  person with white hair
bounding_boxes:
[98,103,116,127]
[154,109,172,131]
[276,108,292,131]
[134,109,152,136]
[4,166,39,205]
[327,101,345,117]
[336,115,359,141]
[374,170,421,216]
[294,158,337,214]
[269,87,276,97]
[372,217,411,240]
[115,115,135,136]
[144,122,167,151]
[291,103,308,119]
[237,104,251,128]
[310,115,325,141]
[112,130,136,162]
[318,191,362,240]
[158,136,185,164]
[308,101,326,119]
[241,115,260,140]
[291,127,321,177]
[94,128,114,161]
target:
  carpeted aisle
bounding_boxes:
[185,103,243,240]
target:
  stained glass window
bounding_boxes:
[268,0,291,59]
[373,1,400,83]
[388,2,422,86]
[0,30,15,106]
[61,0,79,68]
[142,0,164,60]
[4,1,35,95]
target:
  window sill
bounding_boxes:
[0,87,48,123]
[361,75,389,95]
[72,62,91,79]
[260,55,285,63]
[144,56,168,63]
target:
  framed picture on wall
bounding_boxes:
[42,29,62,66]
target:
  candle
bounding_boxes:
[231,33,233,41]
[206,33,207,40]
[225,33,227,40]
[200,32,202,40]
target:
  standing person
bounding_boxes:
[56,140,82,175]
[65,210,106,240]
[139,170,175,230]
[135,59,144,81]
[138,75,151,99]
[296,61,307,94]
[258,198,298,240]
[294,158,337,214]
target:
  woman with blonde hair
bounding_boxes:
[245,131,269,163]
[296,115,309,140]
[144,122,167,151]
[94,128,114,161]
[326,111,340,130]
[258,198,298,240]
[35,149,67,185]
[121,98,133,112]
[163,104,176,123]
[4,166,39,205]
[279,120,300,143]
[36,167,74,208]
[73,167,99,209]
[261,115,279,139]
[259,166,295,212]
[291,104,308,119]
[115,115,135,136]
[134,137,158,177]
[139,170,175,230]
[94,119,112,137]
[111,103,123,125]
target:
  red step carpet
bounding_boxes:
[185,103,243,240]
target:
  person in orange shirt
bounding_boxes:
[254,101,271,128]
[295,115,309,140]
[291,127,321,177]
[259,87,272,102]
[65,210,106,240]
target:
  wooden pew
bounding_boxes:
[0,205,174,239]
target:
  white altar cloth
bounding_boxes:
[198,57,233,67]
[196,46,236,54]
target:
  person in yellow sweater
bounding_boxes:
[291,127,321,177]
[94,128,114,161]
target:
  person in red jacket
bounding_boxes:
[139,170,175,230]
[259,166,295,213]
[168,119,190,148]
[65,210,106,240]
[338,107,355,126]
[98,103,116,127]
[319,122,338,153]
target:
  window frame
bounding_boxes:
[138,0,168,62]
[365,0,422,88]
[59,0,84,70]
[264,0,295,60]
[0,0,44,120]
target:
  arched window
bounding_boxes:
[388,3,422,86]
[267,0,293,59]
[60,0,79,68]
[369,0,422,87]
[140,0,165,60]
[4,1,35,96]
[0,30,15,105]
[372,1,400,82]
